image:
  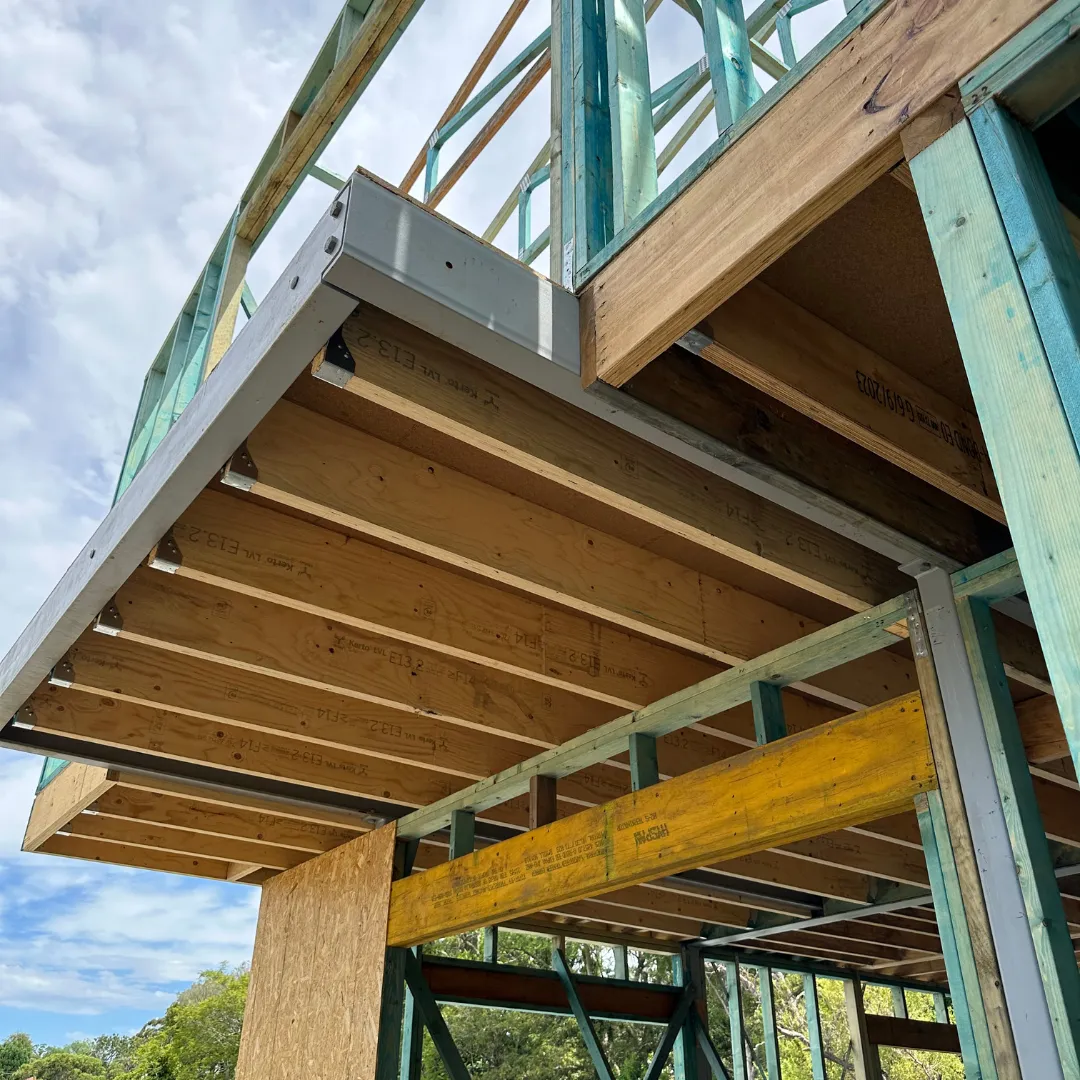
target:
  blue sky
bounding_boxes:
[0,0,843,1049]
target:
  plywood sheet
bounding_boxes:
[235,823,397,1080]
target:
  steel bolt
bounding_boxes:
[324,235,339,254]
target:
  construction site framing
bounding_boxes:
[6,0,1080,1077]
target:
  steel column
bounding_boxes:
[912,564,1064,1079]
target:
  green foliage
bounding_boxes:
[12,1050,105,1080]
[119,968,248,1080]
[0,1034,35,1080]
[421,932,677,1080]
[1,939,965,1080]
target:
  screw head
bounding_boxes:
[324,235,339,254]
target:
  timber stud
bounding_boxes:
[221,442,258,491]
[95,599,124,636]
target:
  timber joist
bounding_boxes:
[9,242,1075,978]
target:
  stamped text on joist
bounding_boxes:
[386,693,936,947]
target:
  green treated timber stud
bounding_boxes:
[758,968,781,1080]
[803,974,826,1080]
[577,0,891,286]
[973,101,1080,457]
[554,948,616,1080]
[652,58,705,109]
[726,962,747,1080]
[521,225,551,266]
[629,731,660,790]
[673,949,704,1080]
[423,141,439,202]
[400,946,424,1080]
[483,925,498,964]
[910,118,1080,812]
[240,281,258,318]
[933,992,950,1025]
[559,0,576,285]
[916,791,994,1079]
[402,949,471,1080]
[437,28,551,145]
[517,186,532,259]
[701,0,760,135]
[604,0,659,231]
[143,308,194,464]
[961,0,1080,121]
[957,594,1080,1074]
[614,943,628,980]
[652,61,710,134]
[449,809,475,861]
[572,0,615,269]
[891,985,907,1019]
[775,12,795,65]
[749,681,786,744]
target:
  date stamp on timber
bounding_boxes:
[430,811,674,910]
[854,369,984,464]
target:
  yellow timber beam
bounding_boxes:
[386,692,935,946]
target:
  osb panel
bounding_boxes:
[759,175,974,411]
[235,822,397,1080]
[23,762,113,851]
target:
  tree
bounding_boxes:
[0,1035,34,1080]
[119,968,248,1080]
[12,1050,105,1080]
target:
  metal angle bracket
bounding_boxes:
[48,655,75,688]
[95,599,124,636]
[220,441,259,491]
[312,326,356,387]
[12,703,35,727]
[149,530,183,573]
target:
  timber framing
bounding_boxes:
[10,4,1080,1074]
[8,169,1078,988]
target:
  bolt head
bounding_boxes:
[289,275,299,289]
[324,235,339,254]
[330,199,344,218]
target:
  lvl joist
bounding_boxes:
[22,761,111,851]
[302,306,906,611]
[287,307,1047,695]
[696,281,1003,520]
[386,694,937,946]
[580,0,1057,387]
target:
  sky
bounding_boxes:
[0,0,845,1050]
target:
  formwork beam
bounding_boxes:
[386,696,936,946]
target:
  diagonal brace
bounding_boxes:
[554,948,616,1080]
[402,948,472,1080]
[646,982,698,1080]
